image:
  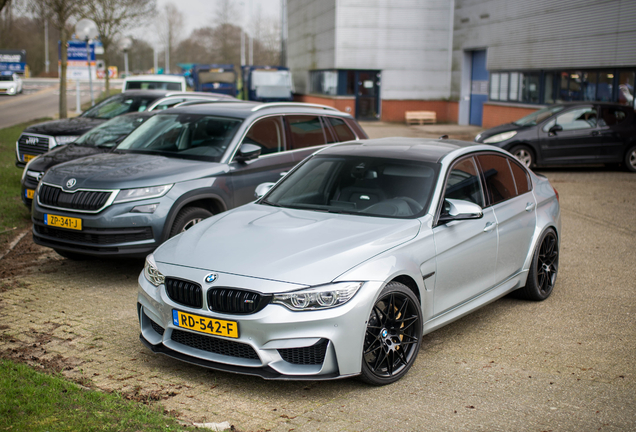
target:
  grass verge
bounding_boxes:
[0,359,207,432]
[0,119,50,233]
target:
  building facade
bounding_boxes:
[287,0,636,127]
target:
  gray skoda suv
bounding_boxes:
[31,102,367,258]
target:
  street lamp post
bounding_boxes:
[75,19,99,106]
[120,37,133,77]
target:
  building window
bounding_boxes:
[489,68,636,106]
[309,70,338,96]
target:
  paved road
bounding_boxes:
[0,78,121,129]
[0,127,634,431]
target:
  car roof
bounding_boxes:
[318,137,482,163]
[111,89,172,97]
[551,101,628,108]
[163,101,354,119]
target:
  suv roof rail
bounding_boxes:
[251,102,340,112]
[173,99,249,108]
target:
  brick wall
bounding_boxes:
[482,103,539,129]
[380,100,458,123]
[293,94,356,116]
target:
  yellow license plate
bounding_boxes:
[172,310,238,338]
[25,189,34,199]
[44,214,82,230]
[23,154,36,162]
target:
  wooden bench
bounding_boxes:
[405,111,437,125]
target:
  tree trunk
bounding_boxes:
[103,45,110,96]
[59,26,68,119]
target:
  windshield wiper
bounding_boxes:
[260,199,282,207]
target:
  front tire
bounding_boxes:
[360,282,422,385]
[624,145,636,172]
[510,145,534,168]
[517,228,559,301]
[169,207,212,237]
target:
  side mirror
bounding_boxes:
[235,143,261,162]
[438,198,483,223]
[255,182,275,199]
[548,124,563,134]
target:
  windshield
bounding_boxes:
[198,71,236,84]
[73,115,149,148]
[116,113,241,162]
[513,105,566,126]
[0,75,15,81]
[252,70,291,88]
[263,155,440,218]
[82,94,158,119]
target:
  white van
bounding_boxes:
[122,74,187,92]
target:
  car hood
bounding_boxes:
[154,203,422,287]
[42,152,227,190]
[27,144,109,173]
[24,117,106,136]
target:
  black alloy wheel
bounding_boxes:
[518,228,559,301]
[360,282,422,385]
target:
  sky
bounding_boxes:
[146,0,281,44]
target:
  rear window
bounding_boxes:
[126,81,182,91]
[287,115,327,149]
[477,154,517,205]
[326,117,356,143]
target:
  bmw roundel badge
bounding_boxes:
[204,273,218,284]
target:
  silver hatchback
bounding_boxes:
[138,137,561,385]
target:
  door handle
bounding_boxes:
[525,202,536,212]
[483,222,497,232]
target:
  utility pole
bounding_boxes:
[280,0,287,67]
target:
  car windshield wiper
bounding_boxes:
[260,199,282,207]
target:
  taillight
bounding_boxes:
[553,187,559,202]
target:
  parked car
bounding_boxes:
[475,102,636,172]
[20,112,155,208]
[123,74,187,92]
[31,102,368,259]
[0,72,23,95]
[15,90,232,168]
[137,137,561,384]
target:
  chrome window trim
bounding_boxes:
[36,182,120,214]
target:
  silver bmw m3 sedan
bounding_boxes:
[137,137,561,385]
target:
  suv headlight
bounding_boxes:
[144,254,165,287]
[54,136,78,145]
[272,282,363,311]
[483,130,517,144]
[114,184,173,204]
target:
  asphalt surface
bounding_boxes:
[0,78,120,129]
[0,124,634,431]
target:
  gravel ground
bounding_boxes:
[1,124,635,431]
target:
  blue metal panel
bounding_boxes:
[469,50,488,126]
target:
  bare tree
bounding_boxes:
[36,0,81,119]
[156,2,183,73]
[82,0,155,95]
[0,0,11,13]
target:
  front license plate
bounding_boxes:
[172,310,239,338]
[25,189,34,199]
[44,214,82,231]
[23,154,36,162]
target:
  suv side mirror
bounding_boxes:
[548,124,563,134]
[255,182,275,199]
[438,198,483,223]
[235,143,261,162]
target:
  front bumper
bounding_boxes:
[137,264,381,380]
[31,195,172,258]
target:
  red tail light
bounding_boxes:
[553,187,559,202]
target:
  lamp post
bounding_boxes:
[120,37,133,77]
[75,19,99,106]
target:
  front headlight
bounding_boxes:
[114,184,173,204]
[54,136,78,145]
[272,282,363,311]
[483,130,517,144]
[144,254,165,287]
